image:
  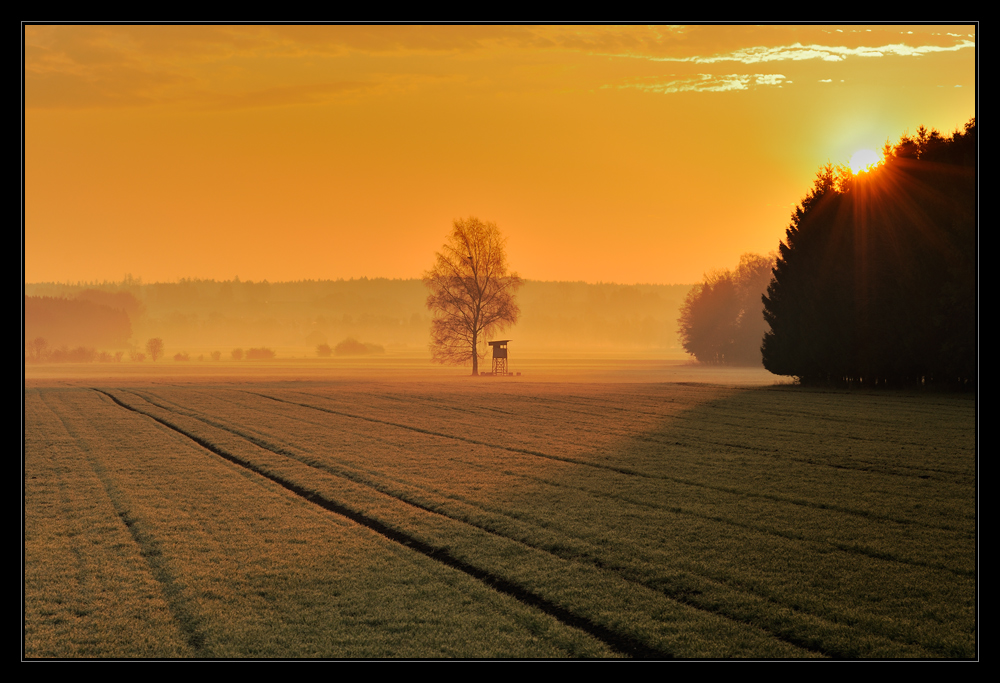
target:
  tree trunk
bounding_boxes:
[471,329,478,375]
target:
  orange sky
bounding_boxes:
[24,25,976,285]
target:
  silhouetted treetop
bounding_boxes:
[762,118,975,387]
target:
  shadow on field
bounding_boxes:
[529,383,975,658]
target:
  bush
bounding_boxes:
[246,347,276,360]
[231,348,244,361]
[334,337,385,356]
[174,352,190,361]
[211,351,222,361]
[129,349,146,362]
[316,343,332,357]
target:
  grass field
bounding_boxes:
[23,363,977,658]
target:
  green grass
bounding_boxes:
[24,380,975,658]
[24,388,614,658]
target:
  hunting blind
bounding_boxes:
[487,340,512,376]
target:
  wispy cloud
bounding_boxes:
[637,39,975,65]
[24,26,475,110]
[24,26,975,110]
[618,73,788,94]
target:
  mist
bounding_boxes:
[24,277,695,362]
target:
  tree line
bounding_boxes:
[677,252,775,366]
[25,296,133,349]
[762,120,976,386]
[25,334,280,364]
[676,119,975,387]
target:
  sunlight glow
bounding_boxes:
[849,148,881,174]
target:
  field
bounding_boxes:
[23,363,977,658]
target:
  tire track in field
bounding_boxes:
[414,391,976,486]
[251,391,646,473]
[634,430,973,485]
[36,391,208,656]
[640,400,973,481]
[93,388,672,660]
[122,388,945,658]
[207,390,972,654]
[115,389,841,658]
[257,389,976,567]
[255,390,972,538]
[26,391,99,645]
[153,386,972,579]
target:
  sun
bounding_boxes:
[849,148,881,174]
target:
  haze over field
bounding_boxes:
[25,25,975,287]
[23,25,978,660]
[24,278,694,359]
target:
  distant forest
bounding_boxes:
[24,277,694,359]
[25,295,132,348]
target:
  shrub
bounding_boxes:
[246,347,276,360]
[129,349,147,362]
[317,343,332,357]
[232,348,244,361]
[210,351,222,362]
[174,352,190,361]
[334,337,385,356]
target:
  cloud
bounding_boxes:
[23,26,976,110]
[23,25,528,110]
[635,39,976,65]
[619,73,788,94]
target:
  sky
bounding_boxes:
[24,24,976,285]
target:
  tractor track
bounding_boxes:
[101,387,954,659]
[251,389,972,541]
[93,388,672,659]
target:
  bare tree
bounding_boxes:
[146,337,164,362]
[27,337,48,363]
[424,217,522,375]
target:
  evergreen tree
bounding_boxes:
[762,119,975,386]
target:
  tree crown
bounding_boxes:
[423,217,522,371]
